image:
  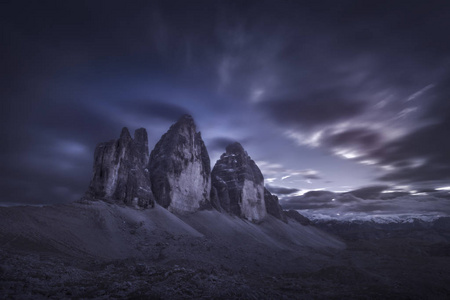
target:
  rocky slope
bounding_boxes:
[2,202,450,299]
[84,127,154,208]
[0,201,348,299]
[211,142,266,222]
[148,115,211,213]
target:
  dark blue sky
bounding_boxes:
[2,0,450,216]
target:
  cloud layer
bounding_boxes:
[281,187,450,220]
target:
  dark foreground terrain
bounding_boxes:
[1,201,450,299]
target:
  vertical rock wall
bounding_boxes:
[85,127,155,208]
[264,188,287,222]
[211,142,267,221]
[148,115,211,213]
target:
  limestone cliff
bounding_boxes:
[211,142,266,221]
[84,127,154,208]
[264,188,287,222]
[148,115,211,213]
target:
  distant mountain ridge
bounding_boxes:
[312,216,450,244]
[309,214,445,224]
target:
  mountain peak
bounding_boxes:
[84,127,154,208]
[134,128,148,144]
[149,116,211,213]
[212,143,266,221]
[120,127,132,141]
[175,114,196,128]
[178,114,194,122]
[225,142,246,155]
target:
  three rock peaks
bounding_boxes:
[85,114,284,222]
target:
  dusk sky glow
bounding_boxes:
[2,1,450,218]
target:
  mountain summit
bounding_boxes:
[84,115,287,222]
[84,127,155,208]
[211,142,267,221]
[148,114,211,213]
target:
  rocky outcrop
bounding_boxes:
[84,127,155,208]
[211,142,266,222]
[148,115,211,213]
[210,186,222,212]
[284,210,311,226]
[264,188,287,222]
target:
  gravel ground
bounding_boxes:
[1,202,450,299]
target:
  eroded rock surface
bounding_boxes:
[148,115,211,213]
[264,188,287,222]
[285,210,311,226]
[84,127,154,208]
[211,142,266,221]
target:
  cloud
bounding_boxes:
[367,76,450,185]
[30,101,123,146]
[207,137,239,152]
[281,200,336,210]
[118,101,190,122]
[325,128,382,151]
[281,183,450,220]
[238,2,450,191]
[302,190,336,201]
[345,185,389,200]
[429,191,450,200]
[260,91,367,130]
[285,190,450,221]
[281,190,337,210]
[336,193,361,203]
[266,184,299,195]
[379,192,410,200]
[266,69,450,190]
[256,161,322,183]
[303,174,321,180]
[406,84,435,102]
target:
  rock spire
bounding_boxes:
[84,127,155,208]
[211,142,267,221]
[148,115,211,213]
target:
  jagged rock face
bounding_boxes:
[264,188,287,222]
[85,127,155,208]
[148,115,211,213]
[211,142,266,221]
[285,210,311,226]
[210,186,222,212]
